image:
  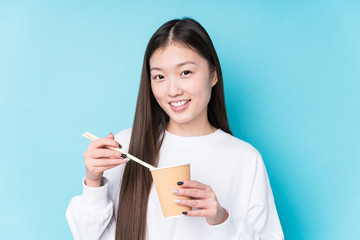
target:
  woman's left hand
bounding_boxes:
[172,180,229,225]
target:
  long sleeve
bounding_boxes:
[66,178,116,240]
[66,128,131,240]
[206,200,283,240]
[206,155,284,240]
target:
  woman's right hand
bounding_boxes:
[84,133,128,187]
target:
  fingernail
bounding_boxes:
[118,144,122,149]
[121,154,127,158]
[171,189,179,194]
[123,158,130,162]
[177,181,184,185]
[174,199,181,203]
[182,211,188,215]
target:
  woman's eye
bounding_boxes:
[154,75,164,80]
[181,70,192,76]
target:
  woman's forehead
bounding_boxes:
[149,44,207,69]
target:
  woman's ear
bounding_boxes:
[211,67,218,87]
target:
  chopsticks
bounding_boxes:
[82,131,156,170]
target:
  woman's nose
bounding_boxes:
[168,77,182,97]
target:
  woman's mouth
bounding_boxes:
[169,100,191,111]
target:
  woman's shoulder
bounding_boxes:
[219,130,262,159]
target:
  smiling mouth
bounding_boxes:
[170,100,190,107]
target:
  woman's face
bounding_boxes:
[150,44,217,134]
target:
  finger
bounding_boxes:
[182,209,208,217]
[174,188,215,199]
[88,137,119,149]
[97,163,126,172]
[87,148,123,159]
[175,199,212,209]
[86,162,126,178]
[91,158,128,167]
[107,133,114,139]
[108,133,122,148]
[178,180,209,190]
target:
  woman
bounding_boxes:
[66,18,284,240]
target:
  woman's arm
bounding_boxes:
[66,178,116,240]
[66,133,128,240]
[173,155,284,240]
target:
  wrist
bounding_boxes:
[85,176,102,187]
[207,207,229,225]
[218,207,229,224]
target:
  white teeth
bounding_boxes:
[170,100,189,107]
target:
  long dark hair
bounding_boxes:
[115,18,232,240]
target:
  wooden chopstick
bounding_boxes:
[82,131,156,170]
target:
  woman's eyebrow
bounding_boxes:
[150,61,197,72]
[150,67,162,72]
[176,61,197,67]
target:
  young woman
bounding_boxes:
[66,18,284,240]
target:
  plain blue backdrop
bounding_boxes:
[1,0,359,239]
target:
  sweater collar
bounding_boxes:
[163,129,228,148]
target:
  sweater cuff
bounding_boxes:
[82,177,110,210]
[206,208,237,239]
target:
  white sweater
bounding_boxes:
[66,128,284,240]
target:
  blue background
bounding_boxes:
[1,1,359,239]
